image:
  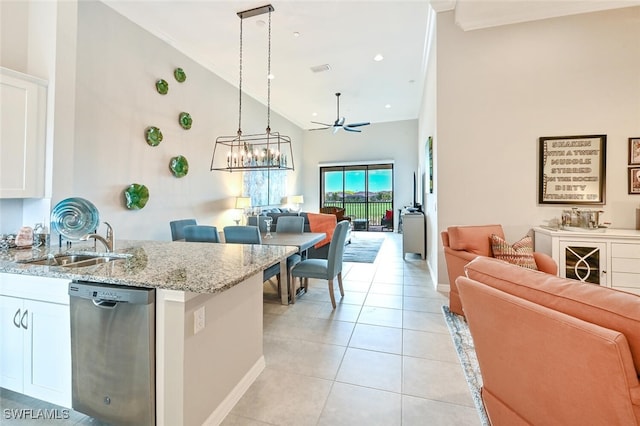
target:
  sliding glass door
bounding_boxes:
[320,164,393,231]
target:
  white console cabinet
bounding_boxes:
[402,212,425,259]
[0,273,71,407]
[0,67,47,198]
[533,227,640,295]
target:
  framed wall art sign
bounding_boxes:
[629,167,640,194]
[629,137,640,165]
[538,134,606,205]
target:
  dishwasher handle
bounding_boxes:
[92,299,119,309]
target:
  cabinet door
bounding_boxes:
[0,69,47,198]
[0,296,25,392]
[23,299,72,408]
[559,241,607,285]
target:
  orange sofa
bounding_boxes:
[441,224,557,316]
[457,257,640,425]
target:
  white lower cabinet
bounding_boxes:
[0,274,71,407]
[534,227,640,293]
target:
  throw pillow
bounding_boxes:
[490,234,538,270]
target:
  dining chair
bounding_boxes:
[275,216,305,233]
[183,225,220,243]
[223,226,281,289]
[170,219,197,241]
[274,216,305,285]
[290,220,350,308]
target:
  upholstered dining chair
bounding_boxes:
[223,225,281,289]
[290,220,350,308]
[170,219,197,241]
[273,216,305,285]
[275,216,305,233]
[183,225,220,243]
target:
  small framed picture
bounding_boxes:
[629,167,640,194]
[629,138,640,165]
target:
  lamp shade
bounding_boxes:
[235,197,252,209]
[288,195,304,204]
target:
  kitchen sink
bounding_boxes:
[20,253,129,268]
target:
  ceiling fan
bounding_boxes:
[309,93,370,133]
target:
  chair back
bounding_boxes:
[183,225,220,243]
[276,216,305,233]
[170,219,197,241]
[223,226,262,244]
[326,220,350,278]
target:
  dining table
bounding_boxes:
[260,232,326,304]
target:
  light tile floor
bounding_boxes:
[223,231,481,425]
[0,232,481,425]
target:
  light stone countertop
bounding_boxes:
[0,240,298,294]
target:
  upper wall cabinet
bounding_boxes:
[0,67,47,198]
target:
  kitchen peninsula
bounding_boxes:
[0,240,298,425]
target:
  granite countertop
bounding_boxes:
[0,240,298,294]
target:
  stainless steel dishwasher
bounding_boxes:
[68,281,155,426]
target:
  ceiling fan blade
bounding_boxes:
[309,126,330,131]
[344,127,361,133]
[311,121,332,127]
[345,122,370,128]
[333,126,341,134]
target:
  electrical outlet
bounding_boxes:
[194,306,206,334]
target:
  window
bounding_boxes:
[320,164,393,231]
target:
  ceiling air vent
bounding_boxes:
[310,64,331,73]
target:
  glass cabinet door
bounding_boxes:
[559,241,607,285]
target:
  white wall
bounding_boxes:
[435,6,640,285]
[70,1,305,241]
[301,120,419,223]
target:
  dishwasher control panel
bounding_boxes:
[69,281,155,304]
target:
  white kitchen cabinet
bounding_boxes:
[0,67,47,198]
[533,227,640,293]
[0,274,71,407]
[402,212,425,259]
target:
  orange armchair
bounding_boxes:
[441,224,557,316]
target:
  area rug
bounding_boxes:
[342,236,384,263]
[442,305,490,426]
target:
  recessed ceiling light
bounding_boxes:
[312,112,318,117]
[373,54,384,62]
[385,104,392,109]
[293,31,300,37]
[267,73,275,80]
[256,20,266,27]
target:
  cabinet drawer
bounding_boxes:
[0,273,69,304]
[611,243,640,259]
[611,257,640,274]
[611,272,640,287]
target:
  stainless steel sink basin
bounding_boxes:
[20,253,129,268]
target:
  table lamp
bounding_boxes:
[288,195,304,212]
[235,196,252,225]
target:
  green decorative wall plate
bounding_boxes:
[124,183,149,210]
[174,67,186,83]
[179,112,192,129]
[145,126,163,146]
[155,79,168,95]
[169,155,189,178]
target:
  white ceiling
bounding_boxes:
[101,0,640,131]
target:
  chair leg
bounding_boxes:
[337,272,344,297]
[328,279,336,309]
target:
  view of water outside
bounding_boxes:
[323,166,393,228]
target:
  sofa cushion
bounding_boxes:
[447,224,504,256]
[464,256,640,373]
[490,234,538,270]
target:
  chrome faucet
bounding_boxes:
[81,222,115,252]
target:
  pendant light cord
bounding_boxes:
[266,9,272,134]
[238,15,243,136]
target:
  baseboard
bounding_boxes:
[202,355,266,426]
